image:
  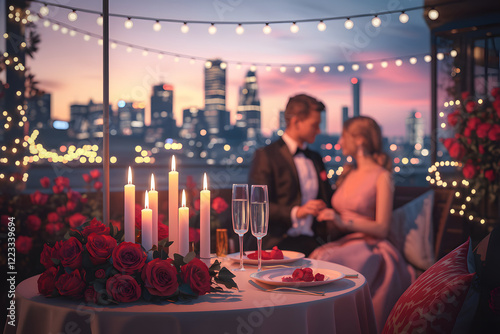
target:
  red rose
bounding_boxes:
[211,197,229,214]
[58,237,83,269]
[82,218,110,237]
[55,269,86,299]
[82,174,91,183]
[52,184,64,194]
[40,243,58,269]
[158,223,168,240]
[181,258,211,296]
[494,99,500,117]
[448,142,465,160]
[461,92,470,101]
[112,242,147,274]
[65,201,77,213]
[56,205,67,216]
[38,267,58,297]
[68,213,87,228]
[84,285,99,304]
[141,258,179,297]
[189,227,200,243]
[95,269,106,279]
[488,124,500,141]
[67,190,81,202]
[491,87,500,99]
[490,287,500,315]
[30,191,48,205]
[54,176,70,188]
[479,145,485,154]
[463,127,472,138]
[93,181,103,191]
[485,170,496,182]
[16,236,33,254]
[45,222,64,235]
[477,123,492,139]
[106,274,141,303]
[442,138,454,150]
[465,101,476,113]
[26,215,41,231]
[447,109,461,127]
[40,176,50,188]
[80,196,88,204]
[86,233,117,265]
[466,116,481,130]
[90,169,101,179]
[462,163,476,179]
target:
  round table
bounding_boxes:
[4,258,376,334]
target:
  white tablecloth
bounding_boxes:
[4,258,376,334]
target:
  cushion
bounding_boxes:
[389,190,435,270]
[383,239,475,334]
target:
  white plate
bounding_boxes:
[250,267,344,287]
[226,250,305,265]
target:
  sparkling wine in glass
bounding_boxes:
[232,184,249,271]
[250,185,269,271]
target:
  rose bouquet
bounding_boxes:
[37,218,238,305]
[442,88,500,207]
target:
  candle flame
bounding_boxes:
[182,189,186,207]
[145,190,149,209]
[151,174,155,191]
[128,166,132,184]
[171,155,176,172]
[203,173,208,190]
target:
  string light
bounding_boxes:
[263,23,271,34]
[68,10,78,22]
[371,16,381,27]
[181,22,189,33]
[124,17,133,29]
[309,66,316,73]
[337,65,345,72]
[450,50,458,57]
[39,4,49,16]
[290,22,299,33]
[344,18,354,30]
[317,20,326,31]
[97,15,103,26]
[424,55,432,62]
[366,63,374,70]
[437,52,444,60]
[395,59,403,66]
[236,24,244,35]
[381,61,388,68]
[208,23,217,34]
[428,8,439,20]
[399,12,409,23]
[153,20,162,31]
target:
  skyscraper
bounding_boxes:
[180,107,207,139]
[150,83,176,137]
[352,77,361,117]
[342,106,349,125]
[236,70,261,139]
[27,93,51,131]
[204,59,227,135]
[406,110,424,155]
[117,101,145,137]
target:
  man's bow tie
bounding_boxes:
[294,147,309,157]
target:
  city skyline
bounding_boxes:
[1,0,432,136]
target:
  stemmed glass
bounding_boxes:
[250,185,269,271]
[232,184,249,271]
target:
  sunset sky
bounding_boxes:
[3,0,433,136]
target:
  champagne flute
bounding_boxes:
[232,184,249,271]
[250,185,269,271]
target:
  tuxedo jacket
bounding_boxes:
[248,138,333,242]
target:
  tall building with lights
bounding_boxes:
[406,110,424,155]
[70,103,90,139]
[117,101,145,137]
[352,78,360,117]
[236,70,261,139]
[27,93,51,131]
[204,58,227,135]
[180,107,207,139]
[150,83,176,137]
[342,106,349,125]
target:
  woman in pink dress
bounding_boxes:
[311,116,414,332]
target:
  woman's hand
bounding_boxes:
[296,199,327,219]
[317,208,335,222]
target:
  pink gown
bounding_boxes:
[310,166,415,333]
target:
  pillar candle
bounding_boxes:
[178,190,189,257]
[141,191,153,251]
[149,174,158,247]
[169,156,179,256]
[200,173,210,259]
[124,166,135,243]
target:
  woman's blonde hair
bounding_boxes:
[336,116,391,186]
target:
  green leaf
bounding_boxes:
[209,260,221,272]
[183,252,196,264]
[161,248,169,260]
[218,267,236,280]
[214,276,238,290]
[159,238,173,248]
[51,257,61,266]
[152,250,160,259]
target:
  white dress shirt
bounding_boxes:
[282,133,319,237]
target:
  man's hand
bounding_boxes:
[296,200,327,219]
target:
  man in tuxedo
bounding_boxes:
[248,94,334,256]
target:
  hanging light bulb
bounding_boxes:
[98,39,103,46]
[409,57,417,64]
[158,53,164,59]
[43,20,50,27]
[352,64,359,71]
[450,50,458,57]
[61,27,68,34]
[124,18,133,29]
[68,10,78,22]
[399,12,409,24]
[205,61,212,69]
[69,30,76,37]
[294,66,301,73]
[263,23,272,34]
[189,58,195,65]
[381,61,388,68]
[437,52,444,60]
[40,4,49,17]
[142,50,149,56]
[424,55,432,62]
[323,66,330,72]
[220,62,227,69]
[236,63,242,69]
[250,65,257,72]
[344,18,354,30]
[181,22,189,33]
[309,66,316,73]
[371,16,381,27]
[97,15,103,26]
[265,65,272,72]
[428,8,439,20]
[366,63,374,70]
[236,24,244,35]
[280,66,286,73]
[153,20,162,31]
[52,23,60,31]
[337,65,345,72]
[290,22,299,33]
[208,23,217,34]
[395,59,403,66]
[126,46,132,53]
[111,42,117,49]
[83,34,91,41]
[317,20,326,31]
[174,56,180,62]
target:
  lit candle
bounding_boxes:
[124,167,135,243]
[169,156,179,256]
[149,174,158,247]
[200,173,211,259]
[178,190,189,256]
[141,191,153,251]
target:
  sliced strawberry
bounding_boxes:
[314,273,325,281]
